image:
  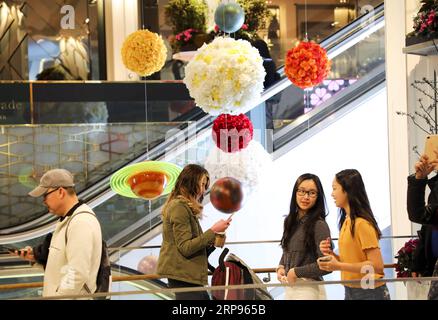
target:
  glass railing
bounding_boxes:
[0,81,209,238]
[0,265,171,300]
[11,278,432,300]
[1,235,435,301]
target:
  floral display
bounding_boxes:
[176,28,198,42]
[409,0,438,38]
[184,36,265,115]
[170,28,211,52]
[212,114,254,153]
[237,0,270,33]
[204,139,272,193]
[121,30,167,77]
[284,41,331,89]
[395,238,419,278]
[164,0,207,35]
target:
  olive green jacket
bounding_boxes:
[157,198,215,285]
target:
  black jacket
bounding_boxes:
[407,174,438,275]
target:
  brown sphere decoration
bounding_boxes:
[210,177,243,214]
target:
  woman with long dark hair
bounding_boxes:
[157,164,231,300]
[276,173,331,299]
[318,169,390,300]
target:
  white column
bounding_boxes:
[405,0,438,163]
[105,0,139,81]
[385,0,410,300]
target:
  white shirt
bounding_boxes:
[43,204,102,298]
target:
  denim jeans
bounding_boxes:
[428,261,438,300]
[344,284,391,300]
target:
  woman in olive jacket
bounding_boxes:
[157,164,231,300]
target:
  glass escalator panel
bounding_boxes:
[0,81,206,237]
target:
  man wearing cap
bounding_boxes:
[17,168,102,298]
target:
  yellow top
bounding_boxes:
[339,216,384,288]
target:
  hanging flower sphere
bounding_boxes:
[121,30,167,76]
[184,37,266,116]
[204,140,273,194]
[212,113,254,153]
[285,41,331,89]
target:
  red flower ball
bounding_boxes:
[212,114,253,153]
[284,41,331,89]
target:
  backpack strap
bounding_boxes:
[218,248,229,272]
[64,210,98,243]
[64,210,100,294]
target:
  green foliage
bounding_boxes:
[237,0,270,33]
[165,0,208,34]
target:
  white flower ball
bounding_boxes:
[184,37,266,116]
[204,140,273,193]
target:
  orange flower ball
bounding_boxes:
[285,41,331,89]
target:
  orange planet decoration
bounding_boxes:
[128,171,167,200]
[210,177,243,214]
[110,161,181,200]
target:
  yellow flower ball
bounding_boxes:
[121,30,167,77]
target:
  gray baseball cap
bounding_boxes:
[29,169,75,198]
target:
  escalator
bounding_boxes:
[0,4,385,255]
[0,258,172,300]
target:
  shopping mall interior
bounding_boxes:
[0,0,437,300]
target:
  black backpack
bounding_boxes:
[66,211,112,299]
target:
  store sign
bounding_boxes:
[0,101,27,123]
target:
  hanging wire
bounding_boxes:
[143,77,152,249]
[226,1,230,179]
[144,82,150,160]
[223,0,227,38]
[304,0,309,41]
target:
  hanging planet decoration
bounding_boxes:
[137,255,158,274]
[214,2,245,33]
[110,161,182,200]
[210,177,244,214]
[128,171,167,200]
